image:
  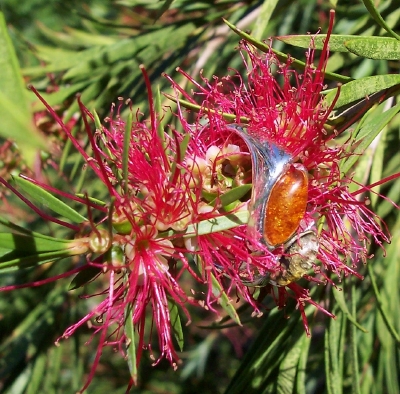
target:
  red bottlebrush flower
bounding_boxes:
[164,16,393,330]
[13,71,257,391]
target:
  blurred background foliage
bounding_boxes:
[0,0,399,393]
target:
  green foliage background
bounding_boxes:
[0,1,399,393]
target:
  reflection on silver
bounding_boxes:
[222,124,319,287]
[226,124,293,249]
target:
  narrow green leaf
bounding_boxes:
[0,233,72,253]
[328,309,344,394]
[68,266,102,290]
[0,217,77,242]
[345,37,400,60]
[295,330,311,394]
[124,273,137,385]
[23,45,100,76]
[276,34,368,53]
[367,263,400,345]
[75,194,107,206]
[195,255,241,325]
[184,210,249,237]
[26,353,47,394]
[222,19,352,83]
[169,133,190,184]
[210,271,241,325]
[155,0,175,21]
[0,250,73,272]
[340,102,400,174]
[0,286,66,379]
[362,0,400,40]
[332,288,367,333]
[350,282,361,394]
[0,233,86,272]
[123,110,133,194]
[31,81,89,110]
[12,176,87,223]
[168,298,184,352]
[326,75,400,109]
[163,93,250,123]
[325,319,341,394]
[277,34,400,60]
[277,334,306,394]
[63,24,195,81]
[0,12,46,159]
[369,126,385,207]
[210,184,252,208]
[224,305,314,394]
[44,343,63,393]
[155,85,167,147]
[252,0,279,41]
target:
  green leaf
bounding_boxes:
[0,233,86,272]
[0,12,47,161]
[0,233,71,253]
[122,110,134,194]
[362,0,400,41]
[277,34,400,60]
[210,184,252,208]
[169,133,190,185]
[222,19,352,83]
[224,305,314,394]
[26,353,47,394]
[345,37,400,60]
[332,288,367,333]
[63,24,195,81]
[340,102,400,174]
[0,286,66,381]
[168,298,184,352]
[154,0,175,22]
[68,266,102,290]
[211,271,241,325]
[276,334,306,394]
[325,314,343,394]
[251,0,279,41]
[163,93,250,123]
[31,81,89,110]
[11,176,87,224]
[296,330,312,394]
[367,260,400,345]
[326,75,400,109]
[276,34,369,53]
[0,217,76,242]
[195,255,241,325]
[0,250,71,272]
[184,210,249,237]
[124,273,137,385]
[23,45,100,77]
[155,85,167,147]
[369,126,386,207]
[349,282,361,394]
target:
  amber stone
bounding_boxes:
[264,166,308,246]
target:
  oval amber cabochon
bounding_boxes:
[263,166,308,246]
